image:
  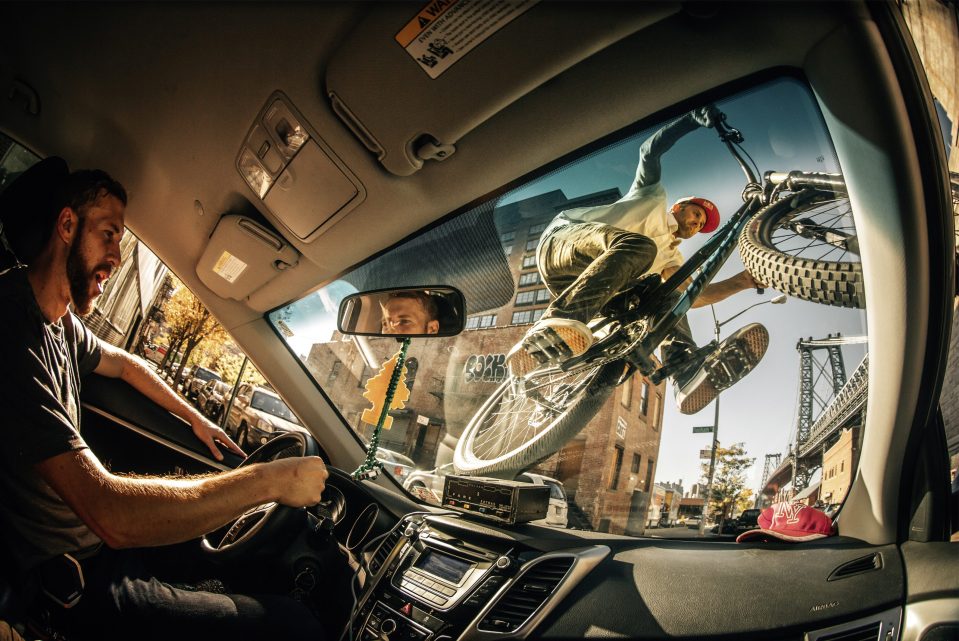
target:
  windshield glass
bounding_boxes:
[269,77,867,537]
[194,368,220,382]
[251,391,298,424]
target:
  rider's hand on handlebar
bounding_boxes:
[691,104,722,129]
[735,270,766,292]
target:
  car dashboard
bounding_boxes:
[353,513,607,641]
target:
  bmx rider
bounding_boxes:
[506,105,770,415]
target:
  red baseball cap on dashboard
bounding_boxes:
[736,501,836,543]
[673,196,720,234]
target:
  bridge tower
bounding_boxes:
[757,453,782,507]
[792,334,849,492]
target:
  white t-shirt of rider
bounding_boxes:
[558,182,683,277]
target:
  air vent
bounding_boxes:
[479,556,574,633]
[827,553,882,581]
[815,621,881,641]
[368,527,403,575]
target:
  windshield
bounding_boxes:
[269,77,867,537]
[251,391,299,424]
[194,368,220,382]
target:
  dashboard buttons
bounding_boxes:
[495,556,511,570]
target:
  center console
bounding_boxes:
[352,514,608,641]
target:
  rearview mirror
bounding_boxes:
[337,286,465,338]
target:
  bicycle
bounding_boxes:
[453,110,863,477]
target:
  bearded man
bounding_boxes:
[0,158,331,640]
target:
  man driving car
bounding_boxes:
[0,158,331,640]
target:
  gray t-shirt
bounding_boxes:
[0,267,103,571]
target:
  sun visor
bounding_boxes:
[196,215,300,301]
[326,1,677,176]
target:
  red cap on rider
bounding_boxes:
[673,196,720,234]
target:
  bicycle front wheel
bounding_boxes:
[738,189,865,309]
[453,362,621,477]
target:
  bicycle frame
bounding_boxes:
[559,114,846,382]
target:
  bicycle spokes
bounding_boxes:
[770,196,859,261]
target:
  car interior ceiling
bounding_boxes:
[1,1,957,640]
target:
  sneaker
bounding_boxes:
[673,323,769,414]
[506,317,594,378]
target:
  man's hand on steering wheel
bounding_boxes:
[190,414,246,461]
[270,456,330,507]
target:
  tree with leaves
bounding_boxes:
[157,278,227,389]
[700,442,755,529]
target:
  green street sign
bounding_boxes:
[693,425,714,434]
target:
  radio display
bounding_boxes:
[414,550,472,583]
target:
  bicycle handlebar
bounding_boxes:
[712,111,759,188]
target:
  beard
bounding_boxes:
[66,218,111,316]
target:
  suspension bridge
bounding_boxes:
[758,333,868,504]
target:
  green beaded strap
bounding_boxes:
[352,338,411,480]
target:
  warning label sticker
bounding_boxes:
[212,250,248,284]
[396,0,539,79]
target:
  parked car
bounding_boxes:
[736,508,762,533]
[196,379,231,423]
[374,448,415,481]
[184,366,222,402]
[709,520,740,535]
[4,2,956,639]
[225,384,303,452]
[685,516,702,530]
[516,472,569,528]
[142,343,166,365]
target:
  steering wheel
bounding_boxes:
[200,431,320,560]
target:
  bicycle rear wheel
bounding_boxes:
[738,188,865,309]
[453,361,621,477]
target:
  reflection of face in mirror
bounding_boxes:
[380,292,440,335]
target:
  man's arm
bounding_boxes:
[661,266,760,308]
[634,105,720,189]
[94,343,244,460]
[36,448,328,549]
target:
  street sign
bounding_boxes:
[699,449,713,459]
[693,425,714,434]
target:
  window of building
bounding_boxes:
[503,244,513,257]
[621,377,632,408]
[466,314,497,330]
[511,310,533,325]
[535,288,551,304]
[640,381,650,415]
[525,238,539,251]
[521,254,537,269]
[631,453,641,474]
[528,222,547,236]
[499,231,515,243]
[516,291,536,306]
[327,361,342,386]
[644,458,655,491]
[532,308,545,322]
[609,445,625,490]
[518,272,541,287]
